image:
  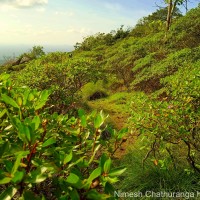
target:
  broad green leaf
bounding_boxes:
[0,177,12,184]
[10,116,21,129]
[11,151,29,175]
[108,167,126,177]
[17,96,23,107]
[28,93,34,101]
[40,90,50,102]
[87,167,101,184]
[22,90,30,106]
[105,176,119,184]
[104,158,112,174]
[5,78,11,88]
[1,94,19,109]
[34,90,50,110]
[18,124,31,142]
[24,126,31,142]
[78,109,87,127]
[80,115,87,127]
[42,137,56,148]
[34,101,46,110]
[12,171,25,183]
[10,118,27,143]
[94,114,103,129]
[11,156,22,176]
[66,173,82,189]
[63,151,73,164]
[66,173,80,185]
[0,186,17,200]
[99,153,108,169]
[31,116,41,130]
[78,109,85,118]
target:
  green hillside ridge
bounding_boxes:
[3,6,199,95]
[0,5,200,200]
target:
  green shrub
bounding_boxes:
[129,58,200,173]
[13,56,105,113]
[0,74,127,199]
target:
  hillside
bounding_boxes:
[0,5,200,200]
[3,6,200,95]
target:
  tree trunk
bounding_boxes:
[166,0,179,33]
[166,0,173,31]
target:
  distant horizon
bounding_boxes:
[0,44,74,61]
[1,0,199,47]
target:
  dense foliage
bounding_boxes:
[0,5,200,199]
[0,74,128,199]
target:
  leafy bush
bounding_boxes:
[131,47,200,92]
[0,74,127,199]
[129,59,200,173]
[14,56,104,113]
[170,6,200,48]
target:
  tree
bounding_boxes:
[164,0,198,31]
[165,0,181,31]
[140,7,181,24]
[29,45,45,59]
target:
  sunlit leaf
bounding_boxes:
[108,167,126,177]
[87,167,101,184]
[1,94,19,109]
[63,151,73,164]
[104,158,112,174]
[0,177,12,185]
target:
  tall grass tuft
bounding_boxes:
[116,146,200,200]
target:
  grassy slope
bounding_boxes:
[5,7,200,98]
[1,6,200,198]
[3,7,199,157]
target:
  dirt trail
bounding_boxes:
[88,100,135,158]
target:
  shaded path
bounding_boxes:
[87,98,136,158]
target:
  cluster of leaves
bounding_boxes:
[13,54,105,113]
[131,47,200,92]
[0,74,128,199]
[129,59,200,172]
[170,4,200,48]
[74,25,131,51]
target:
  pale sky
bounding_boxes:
[0,0,199,46]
